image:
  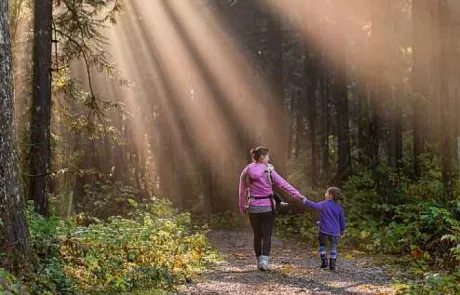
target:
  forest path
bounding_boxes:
[180,230,396,295]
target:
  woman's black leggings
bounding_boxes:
[249,212,275,257]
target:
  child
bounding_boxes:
[303,187,346,271]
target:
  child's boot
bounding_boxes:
[320,254,328,269]
[329,258,336,271]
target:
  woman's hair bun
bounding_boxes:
[250,146,270,161]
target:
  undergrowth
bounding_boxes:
[1,199,218,295]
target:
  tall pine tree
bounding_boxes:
[0,0,31,263]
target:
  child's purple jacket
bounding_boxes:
[239,162,305,213]
[303,199,346,236]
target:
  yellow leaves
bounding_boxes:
[53,75,69,90]
[344,253,354,260]
[50,203,217,293]
[280,264,295,272]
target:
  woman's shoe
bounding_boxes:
[259,255,270,271]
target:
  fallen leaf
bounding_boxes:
[344,254,354,260]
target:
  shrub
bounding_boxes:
[275,213,317,244]
[0,268,29,295]
[19,199,217,294]
[208,211,247,230]
[76,181,140,219]
[341,165,460,293]
[396,270,460,295]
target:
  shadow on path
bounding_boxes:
[180,230,395,295]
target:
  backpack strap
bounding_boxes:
[244,170,251,205]
[265,164,285,205]
[265,164,275,187]
[245,164,283,215]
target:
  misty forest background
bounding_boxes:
[1,0,460,294]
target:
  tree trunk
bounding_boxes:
[333,30,351,182]
[412,0,438,177]
[293,94,303,159]
[374,1,403,170]
[392,92,403,169]
[157,115,174,199]
[0,0,31,262]
[305,48,320,187]
[368,86,380,167]
[29,0,53,215]
[320,53,330,181]
[201,163,214,214]
[113,113,126,181]
[387,84,404,170]
[357,86,370,167]
[266,14,288,175]
[439,0,455,199]
[367,3,389,171]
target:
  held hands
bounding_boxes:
[280,201,288,207]
[302,198,309,207]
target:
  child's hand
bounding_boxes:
[340,231,346,238]
[280,202,288,207]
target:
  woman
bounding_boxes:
[239,146,306,271]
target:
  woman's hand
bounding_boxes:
[280,201,288,207]
[302,198,309,206]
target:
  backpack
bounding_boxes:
[245,164,285,215]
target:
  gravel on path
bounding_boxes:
[180,230,396,295]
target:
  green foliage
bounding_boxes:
[19,200,217,294]
[53,0,123,65]
[60,201,216,294]
[77,180,140,219]
[369,202,459,264]
[52,0,129,130]
[0,268,29,295]
[206,211,247,230]
[396,270,460,295]
[26,204,75,294]
[275,213,317,244]
[342,168,460,266]
[281,158,459,292]
[340,163,460,293]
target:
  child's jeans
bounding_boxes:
[319,232,339,259]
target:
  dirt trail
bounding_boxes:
[180,230,396,295]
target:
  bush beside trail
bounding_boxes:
[1,200,218,295]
